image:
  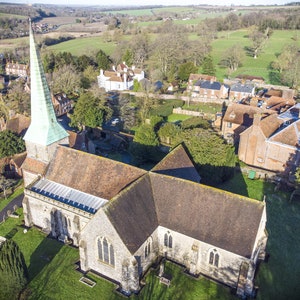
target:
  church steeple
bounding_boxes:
[24,20,68,146]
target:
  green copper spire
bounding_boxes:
[24,20,68,146]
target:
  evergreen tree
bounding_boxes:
[122,49,134,66]
[201,55,216,76]
[0,130,25,159]
[174,128,235,184]
[177,62,198,81]
[0,239,28,299]
[129,124,160,165]
[96,49,112,70]
[70,92,112,130]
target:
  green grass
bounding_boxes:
[136,261,236,300]
[48,37,116,56]
[0,185,23,211]
[218,171,300,300]
[37,27,300,86]
[167,113,191,122]
[212,29,300,82]
[183,103,222,114]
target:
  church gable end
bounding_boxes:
[151,144,200,183]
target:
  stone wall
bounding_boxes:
[157,226,248,289]
[23,190,91,246]
[80,209,139,293]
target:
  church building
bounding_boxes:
[22,23,267,298]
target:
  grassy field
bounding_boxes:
[48,36,115,56]
[46,28,300,84]
[212,29,300,82]
[0,172,299,299]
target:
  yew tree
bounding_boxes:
[70,92,112,130]
[0,239,28,299]
[174,128,236,184]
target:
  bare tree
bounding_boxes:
[248,27,267,59]
[6,80,30,116]
[272,43,300,89]
[220,44,245,73]
[50,64,81,95]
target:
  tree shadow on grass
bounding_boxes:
[216,162,248,197]
[27,236,64,282]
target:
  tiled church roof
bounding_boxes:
[150,173,263,258]
[105,171,264,257]
[105,175,158,253]
[45,146,146,200]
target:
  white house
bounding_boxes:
[97,62,144,92]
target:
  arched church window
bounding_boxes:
[164,233,168,247]
[209,249,219,267]
[97,237,115,267]
[109,244,115,266]
[145,239,151,258]
[164,232,173,248]
[98,238,103,261]
[103,238,109,263]
[168,235,173,248]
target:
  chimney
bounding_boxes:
[100,69,104,76]
[253,113,261,126]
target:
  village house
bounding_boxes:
[5,62,29,77]
[239,104,300,173]
[21,23,268,299]
[229,83,255,101]
[51,93,73,117]
[191,80,229,99]
[187,73,217,88]
[263,87,295,100]
[97,63,144,92]
[221,103,276,144]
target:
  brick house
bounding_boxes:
[229,83,255,101]
[239,104,300,173]
[222,103,276,144]
[51,93,73,117]
[192,80,229,99]
[5,62,29,77]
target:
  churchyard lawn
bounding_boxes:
[1,172,300,299]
